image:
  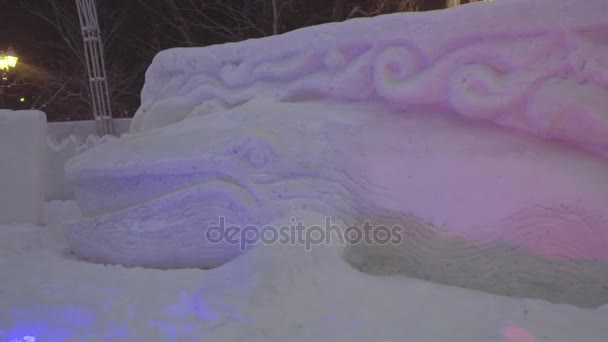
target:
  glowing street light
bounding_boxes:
[0,48,19,108]
[0,48,19,72]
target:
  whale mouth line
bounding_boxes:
[67,154,223,182]
[82,174,259,218]
[144,177,252,207]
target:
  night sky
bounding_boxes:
[0,0,62,76]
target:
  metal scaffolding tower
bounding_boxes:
[75,0,114,136]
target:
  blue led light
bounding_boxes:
[8,336,37,342]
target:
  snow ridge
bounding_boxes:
[132,0,608,155]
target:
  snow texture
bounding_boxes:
[65,0,608,308]
[0,206,607,341]
[46,134,117,201]
[132,0,608,157]
[0,110,47,225]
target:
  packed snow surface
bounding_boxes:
[0,203,607,341]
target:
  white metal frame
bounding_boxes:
[75,0,114,136]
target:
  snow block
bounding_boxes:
[0,110,47,225]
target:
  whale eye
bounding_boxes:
[232,139,276,169]
[246,147,271,168]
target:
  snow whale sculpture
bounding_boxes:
[66,0,608,307]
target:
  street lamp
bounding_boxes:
[0,47,19,108]
[0,48,18,72]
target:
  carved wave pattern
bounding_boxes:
[138,28,608,155]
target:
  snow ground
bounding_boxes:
[0,202,607,341]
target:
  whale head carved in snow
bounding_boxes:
[65,98,370,268]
